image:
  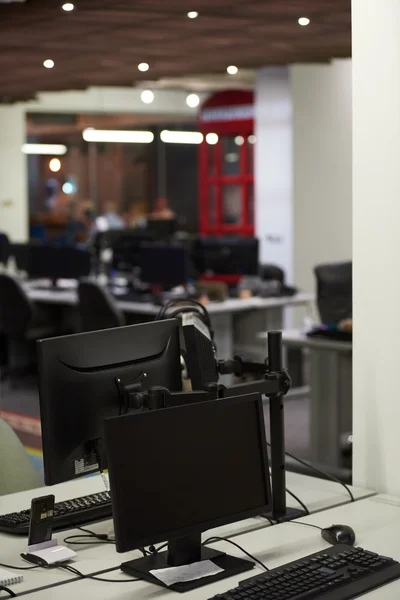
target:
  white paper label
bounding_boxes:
[150,560,223,587]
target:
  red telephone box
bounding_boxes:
[198,90,255,236]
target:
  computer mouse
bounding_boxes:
[321,524,356,546]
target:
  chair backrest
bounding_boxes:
[0,273,35,337]
[0,419,40,496]
[0,233,10,266]
[78,279,126,332]
[259,263,285,284]
[314,261,352,324]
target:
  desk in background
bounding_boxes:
[0,473,373,597]
[24,495,400,600]
[25,285,314,363]
[258,329,352,469]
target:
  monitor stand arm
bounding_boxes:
[117,331,306,523]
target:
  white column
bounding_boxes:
[291,60,352,299]
[352,0,400,494]
[255,67,293,282]
[0,105,28,241]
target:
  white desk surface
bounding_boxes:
[25,285,314,316]
[258,328,352,352]
[0,473,372,596]
[25,495,400,600]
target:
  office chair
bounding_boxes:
[314,261,352,324]
[0,233,10,267]
[0,418,40,496]
[0,273,58,380]
[78,279,126,332]
[259,263,285,283]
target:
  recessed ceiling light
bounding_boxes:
[62,3,74,11]
[186,93,200,108]
[298,17,310,26]
[43,59,55,69]
[49,158,61,173]
[234,135,244,146]
[227,65,238,75]
[140,90,154,104]
[187,11,199,19]
[205,133,219,145]
[248,135,256,145]
[138,62,149,72]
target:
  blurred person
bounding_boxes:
[124,202,147,228]
[103,201,125,229]
[150,197,176,220]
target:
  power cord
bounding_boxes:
[203,536,269,572]
[267,443,355,503]
[58,564,141,583]
[63,526,115,546]
[0,562,39,571]
[286,488,310,515]
[0,585,16,598]
[287,521,323,532]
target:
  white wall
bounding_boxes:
[352,0,400,494]
[0,105,28,241]
[291,59,352,298]
[255,67,293,283]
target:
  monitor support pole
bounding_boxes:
[120,330,306,523]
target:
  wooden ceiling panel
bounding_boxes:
[0,0,351,102]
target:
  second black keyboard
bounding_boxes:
[209,545,400,600]
[0,492,112,535]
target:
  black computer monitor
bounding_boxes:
[147,218,177,240]
[105,392,271,590]
[110,230,153,273]
[139,243,190,288]
[11,243,31,272]
[28,244,91,284]
[37,319,182,485]
[192,237,259,276]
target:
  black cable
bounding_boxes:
[0,585,16,598]
[0,562,39,571]
[58,564,141,583]
[269,443,355,503]
[286,488,310,515]
[287,521,323,531]
[261,515,277,525]
[203,536,269,572]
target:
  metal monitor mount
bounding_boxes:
[116,330,306,523]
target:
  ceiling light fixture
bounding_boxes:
[227,65,238,75]
[43,59,55,69]
[138,62,149,72]
[234,135,244,146]
[82,129,154,144]
[187,11,199,19]
[140,89,154,104]
[22,143,67,155]
[186,93,200,108]
[160,130,203,144]
[49,158,61,173]
[62,3,74,11]
[298,17,310,26]
[205,133,219,145]
[248,134,256,144]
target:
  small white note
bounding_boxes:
[150,560,223,586]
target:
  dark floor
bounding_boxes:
[0,374,311,459]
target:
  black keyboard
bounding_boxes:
[0,492,112,535]
[208,545,400,600]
